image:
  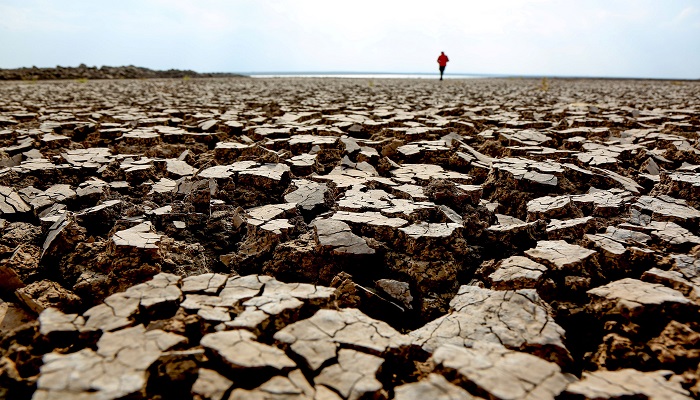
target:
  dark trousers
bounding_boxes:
[439,66,446,80]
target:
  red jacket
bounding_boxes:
[437,54,449,67]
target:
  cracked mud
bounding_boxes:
[0,77,699,399]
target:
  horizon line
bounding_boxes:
[2,64,697,81]
[238,71,699,81]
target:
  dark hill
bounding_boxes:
[0,64,245,80]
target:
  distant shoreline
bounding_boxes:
[247,72,699,81]
[249,73,483,80]
[0,65,696,81]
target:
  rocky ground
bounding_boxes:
[0,65,243,81]
[0,76,699,399]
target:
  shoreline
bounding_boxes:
[1,64,697,82]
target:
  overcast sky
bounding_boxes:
[1,0,699,79]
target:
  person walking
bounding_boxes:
[437,51,449,80]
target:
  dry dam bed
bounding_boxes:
[0,77,699,399]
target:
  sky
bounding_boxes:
[1,0,699,79]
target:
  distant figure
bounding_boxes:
[437,51,449,80]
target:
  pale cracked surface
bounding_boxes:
[564,369,693,400]
[488,256,548,290]
[191,368,232,400]
[526,195,577,220]
[648,221,700,247]
[246,203,298,226]
[201,329,297,370]
[410,285,571,365]
[181,274,335,328]
[399,221,462,239]
[239,163,290,187]
[571,188,633,216]
[38,308,85,336]
[274,308,410,370]
[284,179,329,211]
[0,185,31,214]
[492,158,562,186]
[314,349,384,400]
[432,343,571,400]
[331,210,408,232]
[1,77,699,400]
[524,240,597,272]
[588,277,693,318]
[34,325,186,400]
[83,272,181,331]
[632,195,700,226]
[312,218,375,255]
[642,268,700,300]
[228,369,327,400]
[394,373,477,400]
[181,272,228,294]
[111,221,162,249]
[228,279,336,331]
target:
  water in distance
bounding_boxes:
[249,72,486,79]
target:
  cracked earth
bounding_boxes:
[0,77,699,399]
